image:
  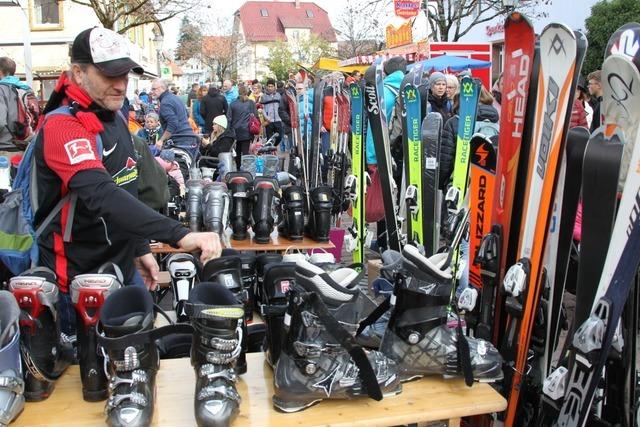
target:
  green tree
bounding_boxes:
[176,16,203,62]
[296,35,335,66]
[267,41,297,81]
[584,0,640,75]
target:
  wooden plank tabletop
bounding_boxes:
[15,353,505,426]
[150,231,335,254]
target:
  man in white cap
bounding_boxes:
[35,27,222,330]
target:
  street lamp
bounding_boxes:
[154,33,164,78]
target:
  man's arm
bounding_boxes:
[158,99,179,144]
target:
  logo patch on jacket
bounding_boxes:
[64,139,96,164]
[113,156,138,186]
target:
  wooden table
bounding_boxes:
[15,353,506,426]
[150,231,334,254]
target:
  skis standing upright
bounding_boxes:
[309,79,327,188]
[422,112,442,257]
[501,23,579,425]
[364,62,403,252]
[345,82,366,263]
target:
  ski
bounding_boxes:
[422,112,443,257]
[556,57,640,425]
[403,82,424,247]
[501,23,578,425]
[309,78,327,188]
[364,61,402,252]
[345,82,366,264]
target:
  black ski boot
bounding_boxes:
[70,264,123,401]
[202,256,248,376]
[226,172,254,240]
[239,252,257,322]
[186,283,244,427]
[167,253,199,322]
[278,185,305,240]
[8,268,71,401]
[379,244,503,384]
[272,258,401,412]
[260,262,296,367]
[186,179,204,232]
[306,186,333,242]
[255,253,283,312]
[98,286,191,427]
[202,182,230,235]
[0,290,25,425]
[251,178,280,243]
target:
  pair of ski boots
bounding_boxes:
[276,185,335,243]
[185,179,229,234]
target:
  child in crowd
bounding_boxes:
[155,150,186,196]
[137,112,163,155]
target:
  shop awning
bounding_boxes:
[313,58,369,73]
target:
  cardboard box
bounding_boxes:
[367,259,383,294]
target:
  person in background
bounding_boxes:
[200,115,236,158]
[155,149,185,195]
[249,82,263,102]
[150,79,197,156]
[576,76,593,128]
[260,78,283,146]
[137,112,163,154]
[0,56,36,158]
[277,81,292,149]
[200,85,228,137]
[587,70,602,133]
[222,79,238,105]
[229,85,258,168]
[187,83,198,107]
[445,74,459,100]
[191,85,207,133]
[427,72,453,122]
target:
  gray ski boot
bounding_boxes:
[202,182,230,235]
[187,283,244,427]
[186,179,204,231]
[379,244,503,384]
[0,291,24,426]
[272,259,401,412]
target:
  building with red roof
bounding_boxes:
[233,0,337,80]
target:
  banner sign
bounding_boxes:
[394,0,421,19]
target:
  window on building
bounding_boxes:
[30,0,63,30]
[306,9,314,18]
[260,9,268,17]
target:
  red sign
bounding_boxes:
[394,0,420,19]
[486,23,505,37]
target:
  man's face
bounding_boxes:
[73,64,128,112]
[588,79,601,97]
[222,81,232,92]
[150,82,166,99]
[266,83,275,94]
[433,80,447,97]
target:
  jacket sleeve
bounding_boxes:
[68,169,189,245]
[159,100,179,134]
[439,115,458,190]
[222,97,229,116]
[278,96,291,127]
[200,99,207,123]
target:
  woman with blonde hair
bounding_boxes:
[445,74,459,100]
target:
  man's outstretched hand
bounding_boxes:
[177,232,222,264]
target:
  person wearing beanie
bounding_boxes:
[427,71,453,122]
[34,27,222,334]
[200,114,236,158]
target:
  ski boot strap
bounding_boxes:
[290,291,383,401]
[98,323,194,351]
[260,302,288,318]
[355,296,390,337]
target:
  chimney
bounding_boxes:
[295,0,300,8]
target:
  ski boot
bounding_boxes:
[306,186,333,242]
[379,244,503,384]
[241,155,257,179]
[97,286,190,427]
[186,283,244,427]
[226,172,254,241]
[0,291,24,425]
[251,178,280,244]
[202,256,248,376]
[70,264,123,401]
[255,253,283,311]
[272,258,401,412]
[260,262,296,367]
[186,179,204,231]
[218,152,236,181]
[8,268,71,401]
[202,181,230,235]
[278,185,305,241]
[167,253,199,322]
[239,252,257,322]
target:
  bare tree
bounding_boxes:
[423,0,551,41]
[70,0,200,34]
[334,0,388,59]
[199,17,243,81]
